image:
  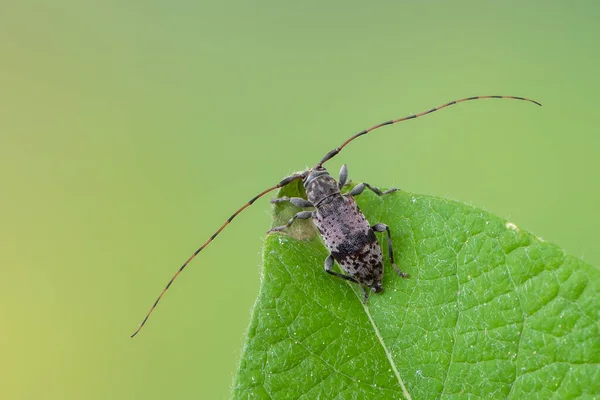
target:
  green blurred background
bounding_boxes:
[1,1,599,399]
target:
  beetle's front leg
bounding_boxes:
[350,183,398,197]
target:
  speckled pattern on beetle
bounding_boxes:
[269,165,408,301]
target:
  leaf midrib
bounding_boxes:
[357,292,412,400]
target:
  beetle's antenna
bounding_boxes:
[130,173,305,338]
[317,95,541,166]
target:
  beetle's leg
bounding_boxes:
[372,223,409,278]
[324,255,370,302]
[337,164,354,190]
[350,183,398,197]
[270,196,314,208]
[338,164,349,189]
[361,285,370,303]
[324,254,360,284]
[267,211,313,233]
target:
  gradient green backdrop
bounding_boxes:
[1,1,599,399]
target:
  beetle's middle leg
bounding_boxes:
[267,211,313,233]
[372,223,409,278]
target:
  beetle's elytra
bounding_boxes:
[131,95,541,337]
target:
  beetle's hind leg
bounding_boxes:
[324,254,360,284]
[324,254,370,302]
[372,223,409,278]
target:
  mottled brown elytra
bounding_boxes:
[131,95,541,338]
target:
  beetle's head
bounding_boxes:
[303,166,339,205]
[302,165,327,185]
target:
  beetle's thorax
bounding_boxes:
[303,167,341,207]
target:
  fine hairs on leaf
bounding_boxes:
[233,183,600,399]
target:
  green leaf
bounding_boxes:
[233,180,600,399]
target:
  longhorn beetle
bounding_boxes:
[131,95,541,337]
